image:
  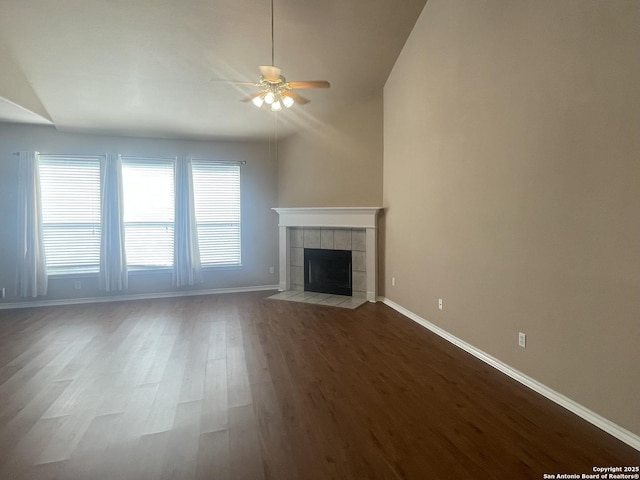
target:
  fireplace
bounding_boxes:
[272,207,383,302]
[304,248,352,296]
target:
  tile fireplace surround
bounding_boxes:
[272,207,383,302]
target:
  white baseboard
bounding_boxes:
[0,285,280,310]
[378,296,640,452]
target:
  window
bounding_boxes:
[37,155,240,273]
[121,158,174,267]
[39,156,102,273]
[192,162,241,266]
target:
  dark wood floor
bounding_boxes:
[0,292,637,479]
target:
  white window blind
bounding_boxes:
[122,158,174,267]
[192,162,241,266]
[38,156,102,273]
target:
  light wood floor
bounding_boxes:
[0,292,637,479]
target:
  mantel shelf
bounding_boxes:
[272,207,383,229]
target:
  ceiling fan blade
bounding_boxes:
[259,65,282,82]
[287,80,331,89]
[241,91,264,103]
[215,81,258,86]
[285,91,310,105]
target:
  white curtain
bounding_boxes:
[173,156,202,286]
[15,151,48,297]
[99,153,128,291]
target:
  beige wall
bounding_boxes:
[278,93,383,207]
[383,0,640,436]
[0,124,279,304]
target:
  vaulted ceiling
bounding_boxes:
[0,0,427,141]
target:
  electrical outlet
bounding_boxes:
[269,266,275,274]
[391,277,396,286]
[74,280,82,290]
[438,298,443,310]
[518,332,526,348]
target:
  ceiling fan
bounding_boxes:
[241,0,331,112]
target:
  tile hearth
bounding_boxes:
[268,290,367,309]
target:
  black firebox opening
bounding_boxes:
[304,248,352,296]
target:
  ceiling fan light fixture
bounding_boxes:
[264,91,275,105]
[271,100,282,111]
[282,94,295,108]
[252,95,265,108]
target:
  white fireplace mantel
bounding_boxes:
[272,207,383,302]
